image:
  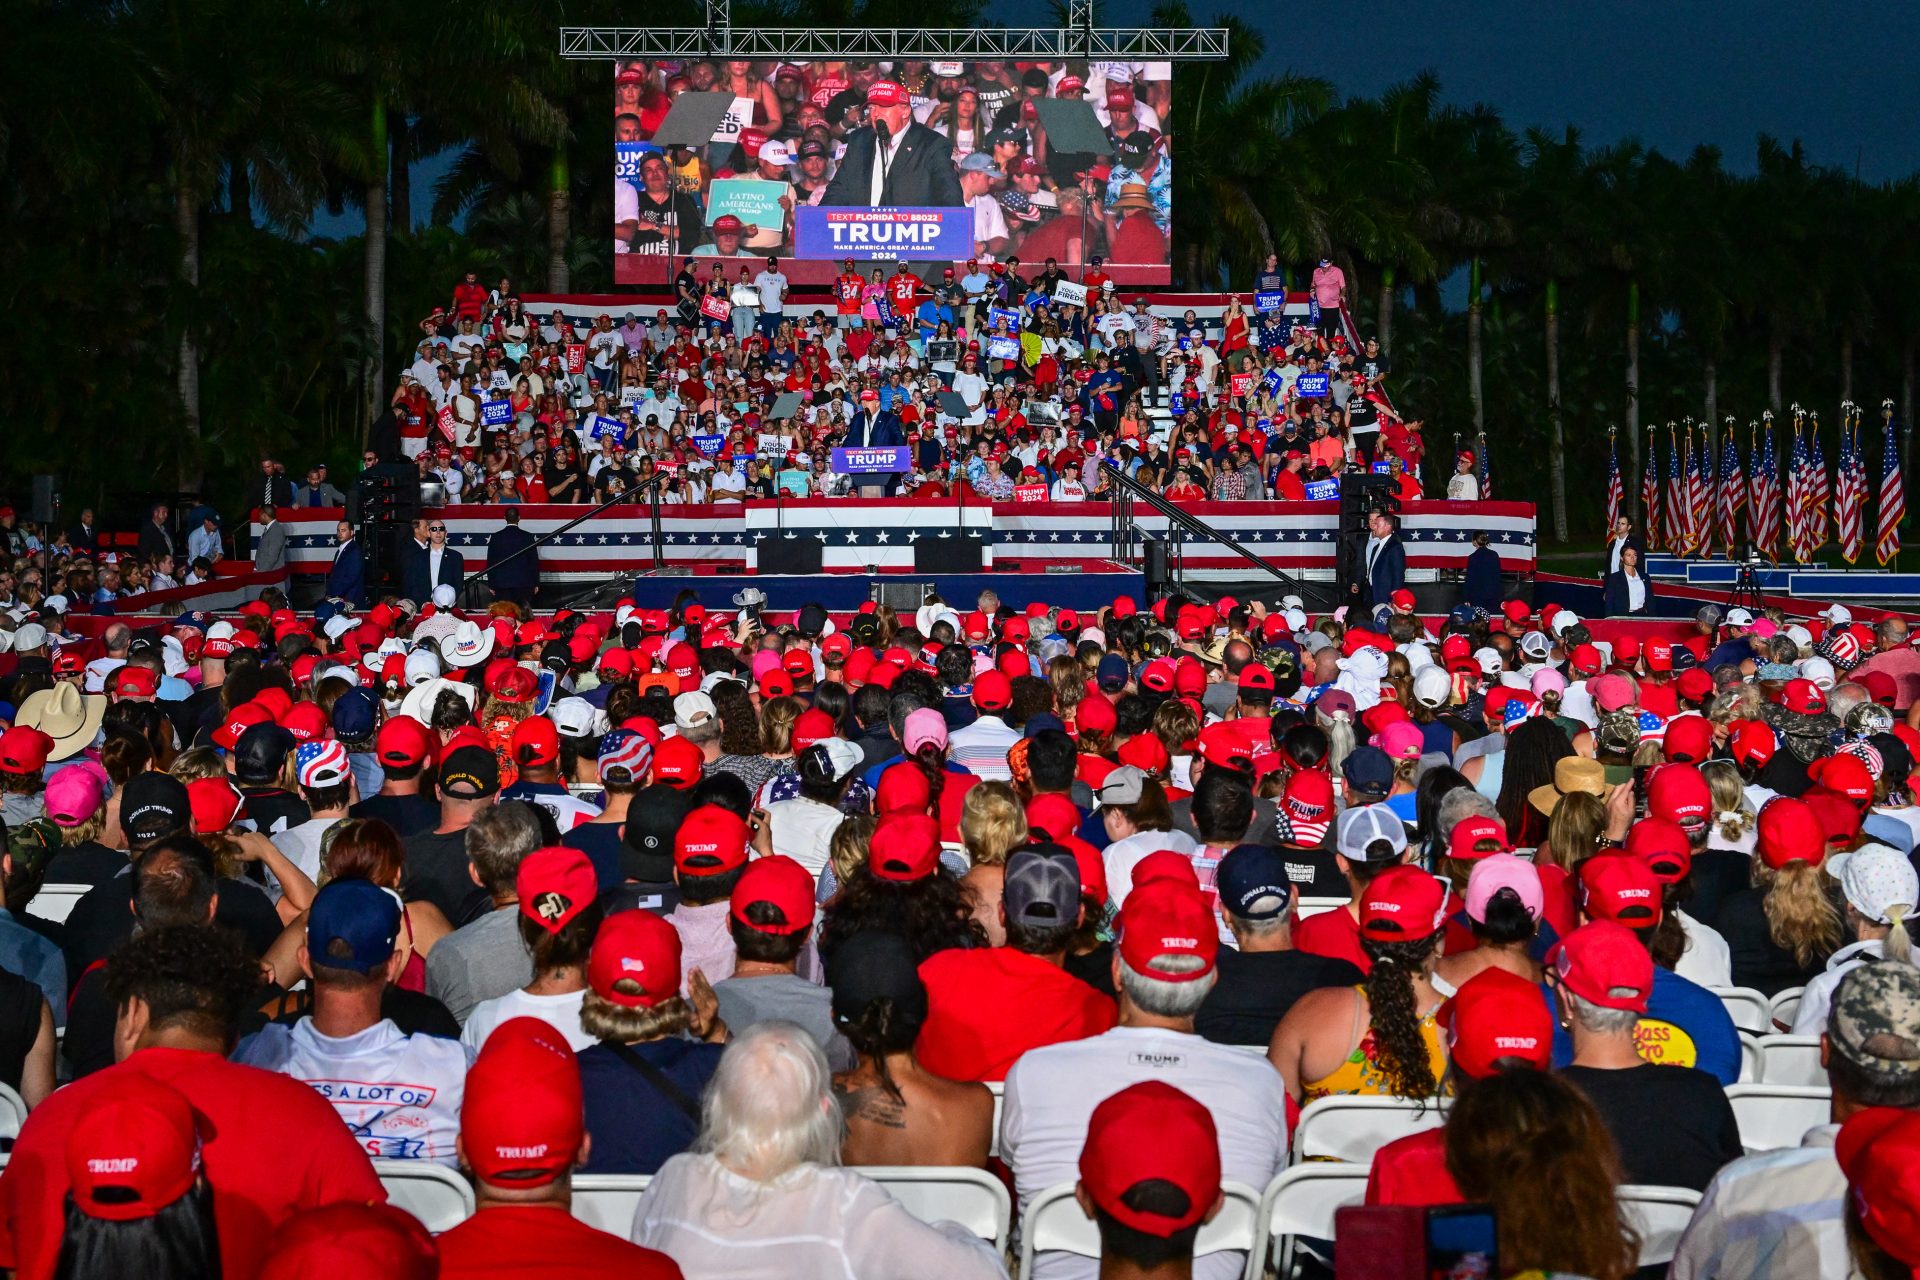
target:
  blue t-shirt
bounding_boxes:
[561,821,627,891]
[1547,965,1741,1086]
[578,1038,726,1175]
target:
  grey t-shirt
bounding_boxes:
[712,973,854,1071]
[425,907,535,1026]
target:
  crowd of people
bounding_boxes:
[386,261,1431,508]
[0,578,1918,1276]
[612,59,1175,266]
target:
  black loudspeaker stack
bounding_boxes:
[1336,474,1401,602]
[755,536,824,575]
[913,535,985,574]
[29,476,57,526]
[352,464,424,595]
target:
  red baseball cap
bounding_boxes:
[674,804,750,874]
[111,665,159,699]
[510,716,561,768]
[1626,817,1693,885]
[1644,638,1674,672]
[1781,678,1826,715]
[1116,733,1170,774]
[1446,815,1510,863]
[212,700,275,751]
[1805,787,1864,850]
[1359,866,1450,941]
[65,1075,202,1222]
[1131,849,1201,891]
[1078,1082,1221,1237]
[1662,715,1713,765]
[1236,664,1276,694]
[0,726,52,776]
[1676,668,1715,704]
[1757,795,1826,870]
[1117,880,1218,977]
[1441,967,1555,1079]
[877,762,932,815]
[782,648,814,679]
[1729,719,1777,769]
[972,670,1013,712]
[869,813,941,881]
[1547,920,1652,1012]
[516,847,597,934]
[1196,722,1254,772]
[1568,643,1604,676]
[1647,762,1710,827]
[1809,753,1876,806]
[1501,600,1531,625]
[1389,588,1417,613]
[1836,1107,1920,1273]
[1077,692,1118,736]
[587,909,682,1008]
[375,716,432,768]
[1578,854,1663,927]
[187,777,247,835]
[461,1017,583,1187]
[280,702,330,745]
[866,80,907,107]
[758,669,795,700]
[791,708,837,752]
[652,735,705,788]
[730,854,816,935]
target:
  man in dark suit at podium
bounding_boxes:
[842,389,906,496]
[485,508,538,607]
[821,81,965,209]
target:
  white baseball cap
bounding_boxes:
[673,691,718,731]
[1827,846,1919,925]
[1820,604,1853,625]
[1725,607,1755,627]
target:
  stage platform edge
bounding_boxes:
[626,563,1144,613]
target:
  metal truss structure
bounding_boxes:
[561,0,1228,62]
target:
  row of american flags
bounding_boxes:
[1608,402,1909,565]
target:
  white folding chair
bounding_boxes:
[866,1166,1012,1251]
[1769,987,1805,1032]
[372,1160,474,1233]
[1737,1031,1759,1084]
[24,884,90,925]
[1289,1095,1444,1166]
[571,1174,652,1236]
[1711,986,1771,1034]
[0,1083,25,1145]
[1248,1164,1368,1280]
[988,1079,1004,1160]
[1296,897,1346,920]
[1755,1035,1826,1088]
[1724,1084,1832,1153]
[1617,1185,1703,1268]
[1017,1180,1261,1279]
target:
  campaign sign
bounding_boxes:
[1371,460,1392,474]
[989,306,1021,332]
[480,399,513,427]
[1304,478,1340,500]
[1262,367,1284,395]
[1051,280,1088,308]
[589,414,625,443]
[692,434,725,457]
[699,295,731,322]
[711,96,757,145]
[1295,372,1331,398]
[831,446,911,474]
[795,207,971,261]
[615,140,659,186]
[1169,393,1186,414]
[1014,483,1050,503]
[1255,289,1287,314]
[707,177,788,231]
[1230,372,1254,398]
[435,405,457,436]
[565,343,587,374]
[986,335,1020,361]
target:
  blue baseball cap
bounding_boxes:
[306,878,401,973]
[1096,653,1130,694]
[1341,744,1395,797]
[330,688,376,741]
[1215,844,1296,921]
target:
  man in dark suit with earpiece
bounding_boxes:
[821,81,965,209]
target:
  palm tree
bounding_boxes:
[1579,140,1659,516]
[1427,102,1517,441]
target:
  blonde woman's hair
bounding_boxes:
[828,814,877,893]
[1319,705,1357,777]
[1047,655,1083,717]
[1756,860,1845,968]
[1885,903,1915,967]
[59,809,108,847]
[1630,740,1665,767]
[1152,698,1200,759]
[959,781,1028,867]
[580,990,693,1044]
[1700,760,1755,842]
[167,746,226,784]
[1542,791,1605,872]
[759,696,803,755]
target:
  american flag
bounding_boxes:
[1751,421,1781,562]
[1477,434,1492,500]
[1605,430,1625,532]
[1666,427,1687,554]
[1787,427,1813,563]
[1804,416,1831,551]
[1687,427,1712,556]
[1641,429,1662,551]
[1879,405,1906,565]
[1836,407,1866,564]
[1717,423,1745,556]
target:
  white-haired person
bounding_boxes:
[629,1021,1008,1278]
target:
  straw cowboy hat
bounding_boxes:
[17,683,108,762]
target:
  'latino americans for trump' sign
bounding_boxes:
[796,207,971,261]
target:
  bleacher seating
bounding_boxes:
[1017,1179,1262,1280]
[25,884,89,925]
[1711,987,1771,1035]
[1290,1095,1444,1166]
[1724,1084,1832,1153]
[1618,1186,1705,1268]
[373,1160,475,1233]
[1754,1035,1825,1087]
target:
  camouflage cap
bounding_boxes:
[7,817,61,877]
[1831,963,1920,1075]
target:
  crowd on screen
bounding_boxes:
[613,59,1173,265]
[0,580,1919,1275]
[374,261,1447,509]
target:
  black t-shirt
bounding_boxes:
[562,822,629,891]
[349,792,440,839]
[403,827,490,927]
[1196,947,1364,1046]
[1681,850,1752,933]
[240,786,309,836]
[0,966,44,1091]
[1717,886,1834,996]
[1273,843,1347,899]
[1559,1063,1743,1191]
[1063,940,1117,998]
[61,874,282,984]
[39,842,127,890]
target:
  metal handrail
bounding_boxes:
[1098,462,1308,595]
[458,470,671,599]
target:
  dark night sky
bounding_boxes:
[1022,0,1920,182]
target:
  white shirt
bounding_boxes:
[268,816,339,901]
[764,797,846,877]
[1101,828,1200,912]
[427,546,446,585]
[632,1154,1006,1280]
[754,270,789,313]
[1003,1025,1288,1280]
[81,657,126,694]
[1790,938,1885,1036]
[614,180,639,254]
[1627,573,1647,611]
[1048,477,1087,502]
[1674,908,1734,989]
[950,371,989,425]
[1446,473,1480,501]
[868,132,907,207]
[460,986,594,1054]
[969,193,1009,249]
[947,715,1021,782]
[234,1018,471,1165]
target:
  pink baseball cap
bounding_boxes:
[45,766,105,827]
[1464,853,1544,924]
[1371,721,1423,761]
[903,707,948,754]
[1589,673,1638,714]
